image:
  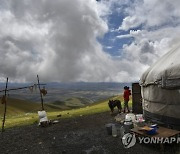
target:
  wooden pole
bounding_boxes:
[2,77,8,132]
[0,84,46,93]
[37,75,44,110]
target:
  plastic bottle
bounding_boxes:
[120,126,125,138]
[112,124,117,137]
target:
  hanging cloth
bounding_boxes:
[40,88,47,96]
[29,86,34,93]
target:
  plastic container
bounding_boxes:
[120,126,125,137]
[105,123,113,135]
[38,111,48,123]
[136,114,144,122]
[151,124,158,129]
[146,127,157,135]
[125,113,136,122]
[134,120,145,127]
[112,124,118,137]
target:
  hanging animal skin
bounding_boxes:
[29,86,34,93]
[40,88,47,96]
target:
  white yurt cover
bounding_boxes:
[140,45,180,129]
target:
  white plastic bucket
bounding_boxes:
[38,111,48,123]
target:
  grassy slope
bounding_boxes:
[0,95,132,129]
[0,98,62,116]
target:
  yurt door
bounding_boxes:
[132,83,142,113]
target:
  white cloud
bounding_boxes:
[116,34,132,39]
[1,0,180,83]
[118,0,180,30]
[118,16,142,31]
[0,0,112,82]
[113,0,180,82]
[104,46,113,49]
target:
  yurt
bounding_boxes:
[140,45,180,129]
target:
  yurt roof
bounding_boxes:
[140,45,180,89]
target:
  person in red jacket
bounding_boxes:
[123,86,131,113]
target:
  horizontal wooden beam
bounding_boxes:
[0,84,46,93]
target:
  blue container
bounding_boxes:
[147,127,157,135]
[151,124,158,129]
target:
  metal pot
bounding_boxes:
[105,123,113,135]
[123,120,134,133]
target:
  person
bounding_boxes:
[123,86,131,113]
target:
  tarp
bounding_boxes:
[140,45,180,129]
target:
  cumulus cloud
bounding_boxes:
[1,0,180,83]
[114,0,180,81]
[118,16,142,31]
[0,0,112,82]
[118,0,180,30]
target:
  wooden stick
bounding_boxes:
[2,77,8,132]
[37,75,44,110]
[0,84,46,93]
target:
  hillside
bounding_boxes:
[0,95,127,128]
[4,82,130,104]
[0,97,63,116]
[0,96,100,117]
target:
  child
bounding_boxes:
[123,86,131,113]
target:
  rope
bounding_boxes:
[0,84,46,93]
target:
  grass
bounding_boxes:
[0,95,132,129]
[65,97,85,107]
[0,98,58,116]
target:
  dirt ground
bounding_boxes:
[0,111,179,154]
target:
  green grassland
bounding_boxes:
[0,96,87,116]
[0,98,61,116]
[0,95,132,129]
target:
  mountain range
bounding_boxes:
[0,82,132,106]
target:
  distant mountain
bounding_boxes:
[0,97,81,116]
[0,98,53,116]
[46,82,131,91]
[0,82,132,104]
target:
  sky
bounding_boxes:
[0,0,180,83]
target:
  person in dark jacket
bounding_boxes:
[123,86,131,113]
